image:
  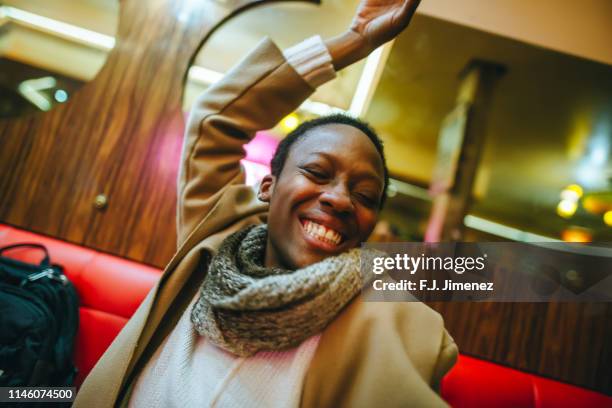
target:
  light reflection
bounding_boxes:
[561,228,592,243]
[574,116,611,189]
[560,184,583,201]
[557,199,578,218]
[280,114,300,133]
[1,6,115,51]
[17,76,57,111]
[54,89,68,103]
[604,210,612,227]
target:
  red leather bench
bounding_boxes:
[1,223,610,407]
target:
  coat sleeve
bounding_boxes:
[301,300,456,408]
[431,329,459,391]
[176,37,317,247]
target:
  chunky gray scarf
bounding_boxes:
[190,224,363,357]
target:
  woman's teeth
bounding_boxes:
[303,220,342,246]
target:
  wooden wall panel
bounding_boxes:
[0,0,610,395]
[429,302,612,393]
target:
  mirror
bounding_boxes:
[0,0,119,118]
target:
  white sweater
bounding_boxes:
[128,36,336,408]
[128,294,321,408]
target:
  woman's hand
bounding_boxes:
[351,0,421,52]
[326,0,421,70]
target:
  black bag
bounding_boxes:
[0,243,79,386]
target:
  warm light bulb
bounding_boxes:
[557,200,578,218]
[604,211,612,227]
[566,184,583,196]
[561,228,592,243]
[280,114,299,133]
[560,184,583,201]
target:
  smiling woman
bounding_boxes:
[74,0,457,407]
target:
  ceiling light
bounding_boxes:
[54,89,68,103]
[560,184,583,201]
[464,215,559,242]
[187,65,224,86]
[349,42,393,117]
[280,114,299,133]
[604,211,612,227]
[299,100,344,116]
[1,6,115,51]
[561,228,592,243]
[557,199,578,218]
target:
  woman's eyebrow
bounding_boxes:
[307,152,382,186]
[306,151,334,160]
[353,173,384,191]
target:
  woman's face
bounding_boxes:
[260,123,385,269]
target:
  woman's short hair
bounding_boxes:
[270,113,389,207]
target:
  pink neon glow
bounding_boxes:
[241,131,278,185]
[244,131,279,166]
[240,160,270,186]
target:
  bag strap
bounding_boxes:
[0,243,50,266]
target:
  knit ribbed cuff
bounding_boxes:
[283,35,337,89]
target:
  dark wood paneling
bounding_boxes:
[429,302,612,393]
[0,0,609,395]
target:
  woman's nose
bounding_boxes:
[319,184,355,214]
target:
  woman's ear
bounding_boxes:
[258,174,275,202]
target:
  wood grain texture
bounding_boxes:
[429,301,612,393]
[0,0,610,395]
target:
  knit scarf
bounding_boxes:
[190,224,364,357]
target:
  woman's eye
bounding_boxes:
[355,193,377,207]
[304,168,328,179]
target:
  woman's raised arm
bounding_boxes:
[176,0,421,247]
[176,37,328,246]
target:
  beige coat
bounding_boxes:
[74,37,457,408]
